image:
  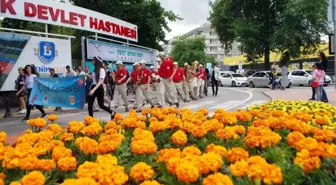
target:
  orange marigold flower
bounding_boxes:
[233,125,246,135]
[287,131,305,147]
[47,124,63,135]
[60,133,74,142]
[149,121,169,134]
[96,154,118,166]
[80,122,103,137]
[20,157,38,170]
[68,121,85,134]
[216,127,239,140]
[314,116,329,126]
[84,116,99,125]
[27,118,47,128]
[252,119,270,127]
[294,149,321,173]
[202,173,234,185]
[131,140,157,155]
[226,147,249,163]
[75,137,99,155]
[21,171,45,185]
[76,162,102,181]
[205,143,227,157]
[130,162,155,182]
[99,140,121,154]
[245,126,282,149]
[171,130,188,146]
[104,121,121,132]
[158,148,181,163]
[313,129,336,142]
[230,160,249,177]
[132,128,155,142]
[47,114,58,122]
[182,146,202,157]
[0,131,7,143]
[9,182,21,185]
[52,146,72,161]
[36,159,56,171]
[58,157,77,172]
[60,178,98,185]
[175,160,199,183]
[236,111,253,122]
[140,180,161,185]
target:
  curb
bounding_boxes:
[261,91,273,102]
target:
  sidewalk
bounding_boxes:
[263,88,336,105]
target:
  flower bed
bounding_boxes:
[0,100,335,185]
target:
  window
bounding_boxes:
[210,47,217,52]
[252,72,261,77]
[297,71,306,76]
[209,31,212,36]
[291,71,299,76]
[222,73,231,78]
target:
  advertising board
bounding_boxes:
[0,32,72,91]
[86,39,157,64]
[0,0,138,42]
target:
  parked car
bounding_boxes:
[220,71,235,76]
[288,70,332,86]
[244,70,257,77]
[219,73,248,87]
[248,71,291,88]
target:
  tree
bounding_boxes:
[170,36,209,66]
[209,0,328,69]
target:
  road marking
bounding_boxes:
[209,100,241,110]
[183,101,216,109]
[241,100,268,110]
[224,89,253,110]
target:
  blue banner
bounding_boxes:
[29,76,86,109]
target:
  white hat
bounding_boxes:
[116,61,123,65]
[173,62,178,65]
[133,62,139,66]
[139,59,146,64]
[184,63,188,66]
[199,64,203,67]
[194,61,199,64]
[156,57,161,62]
[159,52,165,56]
[150,66,154,69]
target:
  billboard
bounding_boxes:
[0,32,72,91]
[0,0,138,42]
[86,39,157,64]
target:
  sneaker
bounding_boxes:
[176,102,180,108]
[41,113,48,118]
[19,109,26,114]
[111,111,116,120]
[22,117,29,122]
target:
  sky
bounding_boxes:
[158,0,211,40]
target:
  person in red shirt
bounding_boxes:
[126,62,140,109]
[173,62,187,102]
[196,64,205,98]
[136,60,154,111]
[110,61,129,112]
[158,56,179,107]
[151,64,165,107]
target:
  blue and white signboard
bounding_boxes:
[29,76,86,109]
[86,39,157,64]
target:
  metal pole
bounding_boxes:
[45,24,48,38]
[95,33,98,40]
[81,36,86,69]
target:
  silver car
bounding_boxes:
[247,71,291,88]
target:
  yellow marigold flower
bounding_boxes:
[326,144,336,158]
[9,182,21,185]
[60,133,74,142]
[202,173,233,185]
[98,165,129,185]
[313,129,336,142]
[20,157,38,170]
[226,147,249,163]
[130,162,155,182]
[287,131,305,147]
[233,125,246,135]
[132,128,155,142]
[140,180,161,185]
[262,164,283,185]
[104,121,121,132]
[75,137,99,155]
[47,123,63,135]
[96,154,118,167]
[295,137,319,152]
[27,118,47,128]
[149,121,169,134]
[158,148,181,163]
[52,146,72,161]
[199,152,223,174]
[99,133,125,143]
[77,161,102,181]
[230,160,249,177]
[131,140,157,155]
[294,149,321,173]
[36,159,56,171]
[167,157,180,174]
[175,160,199,183]
[216,127,239,140]
[21,171,45,185]
[171,130,188,146]
[182,146,202,157]
[80,122,103,137]
[68,121,85,133]
[58,157,77,172]
[0,131,7,143]
[47,114,58,122]
[206,143,227,157]
[84,116,99,125]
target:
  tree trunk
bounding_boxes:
[264,46,270,70]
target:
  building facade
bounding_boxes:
[163,23,242,65]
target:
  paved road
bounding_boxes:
[0,87,270,136]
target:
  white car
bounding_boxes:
[219,73,248,87]
[220,71,235,76]
[289,70,332,86]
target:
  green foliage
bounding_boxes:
[209,0,328,69]
[170,37,208,66]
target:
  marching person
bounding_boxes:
[49,68,62,111]
[158,56,179,107]
[136,60,154,111]
[110,61,129,112]
[15,67,27,114]
[87,56,115,119]
[102,65,112,107]
[211,62,220,96]
[173,62,186,102]
[151,65,165,107]
[128,62,140,109]
[65,65,75,77]
[196,64,205,98]
[22,65,47,121]
[184,63,196,101]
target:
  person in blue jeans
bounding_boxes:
[269,69,277,89]
[318,52,329,103]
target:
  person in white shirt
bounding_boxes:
[22,65,47,121]
[211,62,220,96]
[77,66,86,76]
[87,56,115,119]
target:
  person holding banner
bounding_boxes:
[22,65,47,122]
[87,56,116,119]
[110,61,129,112]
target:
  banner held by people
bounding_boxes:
[29,76,86,109]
